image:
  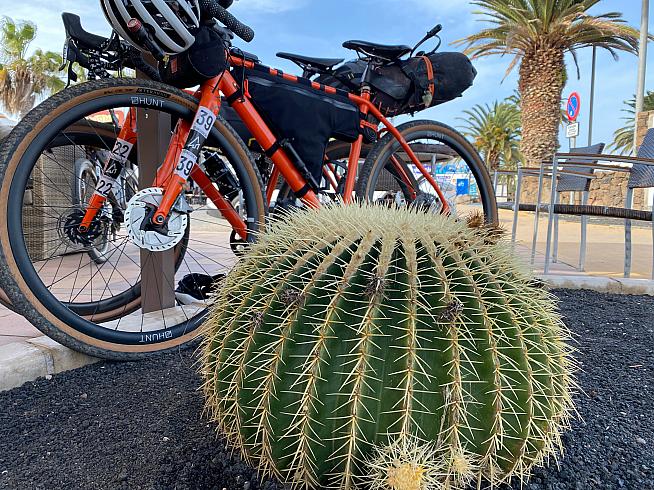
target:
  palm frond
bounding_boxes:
[454,0,641,76]
[610,91,654,155]
[458,97,522,170]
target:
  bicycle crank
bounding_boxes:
[124,187,188,252]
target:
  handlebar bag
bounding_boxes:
[160,25,227,88]
[233,66,360,182]
[369,51,476,117]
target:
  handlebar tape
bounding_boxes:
[127,49,163,82]
[199,0,255,42]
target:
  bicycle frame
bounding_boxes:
[79,52,449,241]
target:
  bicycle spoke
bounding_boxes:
[5,85,263,354]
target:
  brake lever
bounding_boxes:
[59,39,81,86]
[212,23,234,42]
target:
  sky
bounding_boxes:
[0,0,652,149]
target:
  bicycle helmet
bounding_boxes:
[101,0,201,55]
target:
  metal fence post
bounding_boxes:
[579,190,589,271]
[544,157,559,274]
[511,168,523,244]
[531,162,545,264]
[624,188,634,278]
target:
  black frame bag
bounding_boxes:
[160,25,227,89]
[234,66,361,182]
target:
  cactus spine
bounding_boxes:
[202,204,575,490]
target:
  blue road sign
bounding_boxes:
[456,179,470,196]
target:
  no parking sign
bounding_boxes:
[566,92,581,122]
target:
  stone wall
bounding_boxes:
[516,110,654,210]
[635,111,654,147]
[519,171,646,208]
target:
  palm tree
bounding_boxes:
[459,98,522,171]
[456,1,640,166]
[0,17,64,118]
[611,91,654,155]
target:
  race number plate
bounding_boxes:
[175,149,198,180]
[111,139,134,164]
[95,174,118,198]
[191,106,216,139]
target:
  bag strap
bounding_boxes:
[421,55,435,104]
[401,56,435,109]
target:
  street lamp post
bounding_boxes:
[588,46,596,146]
[635,0,650,150]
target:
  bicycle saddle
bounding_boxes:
[276,52,344,71]
[342,40,411,60]
[62,13,107,50]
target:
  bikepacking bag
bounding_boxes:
[369,52,476,117]
[233,66,361,183]
[314,60,367,92]
[160,25,227,89]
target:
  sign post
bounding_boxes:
[566,92,581,149]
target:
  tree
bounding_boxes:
[611,91,654,155]
[459,98,522,170]
[0,17,64,118]
[456,1,640,166]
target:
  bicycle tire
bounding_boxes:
[0,78,266,360]
[356,120,498,224]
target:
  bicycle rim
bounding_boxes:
[0,79,265,357]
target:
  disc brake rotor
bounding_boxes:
[60,208,105,246]
[124,187,188,252]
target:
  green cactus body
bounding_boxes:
[202,204,575,490]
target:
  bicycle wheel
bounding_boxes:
[0,78,266,360]
[356,120,498,224]
[0,121,130,312]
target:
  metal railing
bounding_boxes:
[491,156,654,279]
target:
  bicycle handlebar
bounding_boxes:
[125,48,162,81]
[199,0,255,42]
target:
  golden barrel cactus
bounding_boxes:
[202,204,575,490]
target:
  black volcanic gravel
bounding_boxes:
[0,289,653,490]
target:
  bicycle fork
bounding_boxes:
[79,108,138,233]
[79,77,248,244]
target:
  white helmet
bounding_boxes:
[101,0,201,55]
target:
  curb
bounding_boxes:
[538,274,654,296]
[0,336,98,392]
[0,275,651,392]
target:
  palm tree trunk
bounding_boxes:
[518,47,565,166]
[486,150,500,171]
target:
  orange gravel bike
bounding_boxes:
[0,1,496,359]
